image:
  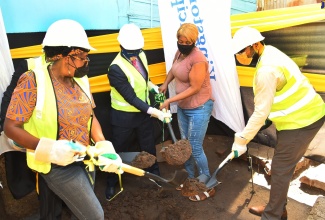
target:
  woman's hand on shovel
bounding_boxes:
[159,98,170,110]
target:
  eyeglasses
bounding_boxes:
[70,55,90,64]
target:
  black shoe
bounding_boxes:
[105,186,115,200]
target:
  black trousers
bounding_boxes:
[107,115,159,187]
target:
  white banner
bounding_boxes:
[0,8,14,108]
[158,0,245,132]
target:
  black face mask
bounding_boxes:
[74,63,89,78]
[177,43,195,55]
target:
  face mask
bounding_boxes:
[177,43,195,55]
[121,48,141,59]
[235,52,253,65]
[235,46,257,65]
[74,63,89,78]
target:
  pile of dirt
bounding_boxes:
[181,178,209,197]
[162,139,192,165]
[130,151,156,169]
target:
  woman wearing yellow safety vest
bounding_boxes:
[4,19,122,220]
[1,54,68,219]
[231,26,325,220]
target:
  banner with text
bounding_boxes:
[158,0,245,132]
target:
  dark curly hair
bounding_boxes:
[43,46,90,61]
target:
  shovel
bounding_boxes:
[120,163,188,187]
[85,147,188,187]
[205,151,235,189]
[118,152,143,165]
[161,118,178,151]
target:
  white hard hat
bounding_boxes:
[42,19,95,50]
[117,23,144,50]
[232,26,265,54]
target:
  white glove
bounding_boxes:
[148,107,172,122]
[35,138,82,166]
[97,154,123,174]
[148,81,159,94]
[232,133,247,158]
[89,141,123,174]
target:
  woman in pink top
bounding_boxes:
[159,23,215,202]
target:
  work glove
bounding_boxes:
[147,107,172,123]
[148,81,159,94]
[35,138,86,166]
[231,133,247,158]
[154,93,166,104]
[88,141,123,174]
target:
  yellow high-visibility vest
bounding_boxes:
[254,46,325,131]
[109,51,150,112]
[25,56,92,173]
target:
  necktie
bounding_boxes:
[131,58,141,72]
[131,57,146,79]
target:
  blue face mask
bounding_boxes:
[121,47,142,59]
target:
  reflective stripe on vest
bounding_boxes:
[24,57,92,174]
[254,46,325,131]
[109,52,150,112]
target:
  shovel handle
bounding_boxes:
[121,163,145,176]
[167,123,177,144]
[161,108,177,143]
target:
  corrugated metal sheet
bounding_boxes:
[262,20,325,74]
[257,0,319,11]
[128,0,160,28]
[257,0,287,10]
[231,0,257,14]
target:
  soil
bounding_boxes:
[1,135,324,220]
[161,139,192,165]
[181,178,209,197]
[130,151,156,169]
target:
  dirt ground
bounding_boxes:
[1,135,324,220]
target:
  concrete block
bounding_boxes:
[300,164,325,192]
[307,196,325,220]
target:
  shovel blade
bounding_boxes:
[205,177,221,189]
[144,169,188,187]
[118,152,140,164]
[205,153,234,189]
